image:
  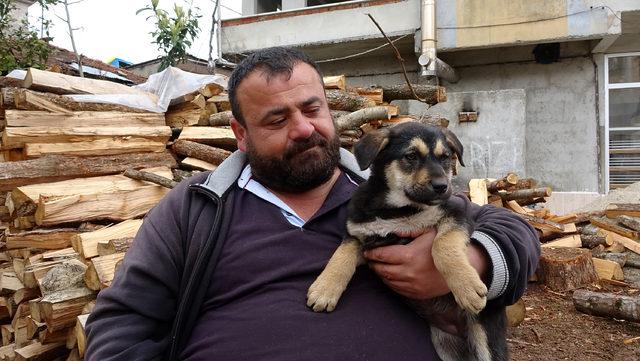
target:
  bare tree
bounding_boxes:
[55,0,84,77]
[207,0,220,73]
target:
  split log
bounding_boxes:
[14,341,67,361]
[172,169,195,183]
[486,173,519,193]
[39,260,88,295]
[379,84,446,104]
[181,157,217,171]
[13,288,39,306]
[84,253,125,290]
[618,215,640,231]
[0,298,12,321]
[123,169,177,189]
[72,219,142,260]
[23,67,153,98]
[165,97,205,127]
[573,289,640,322]
[536,247,598,291]
[521,214,564,232]
[499,187,552,202]
[171,140,231,166]
[580,234,611,249]
[505,298,526,327]
[38,327,68,344]
[468,179,488,206]
[177,126,237,149]
[208,110,233,126]
[591,258,624,280]
[593,252,627,267]
[1,125,171,149]
[38,287,95,331]
[0,325,13,346]
[199,83,224,97]
[5,229,79,250]
[1,272,24,295]
[353,87,383,105]
[74,314,88,357]
[330,110,350,121]
[97,237,133,256]
[513,178,538,190]
[605,203,640,218]
[207,94,230,111]
[541,234,581,248]
[590,217,639,240]
[323,75,346,90]
[335,106,389,132]
[0,152,177,191]
[597,229,640,255]
[22,258,81,292]
[24,138,166,158]
[198,101,218,125]
[325,89,376,111]
[9,88,148,113]
[4,110,165,128]
[26,317,46,340]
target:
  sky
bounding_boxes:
[27,0,243,65]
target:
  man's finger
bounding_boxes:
[368,262,407,282]
[363,244,410,264]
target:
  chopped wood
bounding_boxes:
[10,88,149,113]
[604,203,640,218]
[4,110,165,128]
[165,99,204,127]
[580,234,611,249]
[39,260,87,295]
[379,84,446,104]
[591,258,624,280]
[181,157,217,171]
[573,289,640,322]
[499,187,552,202]
[13,288,39,306]
[198,102,218,125]
[123,169,177,189]
[505,200,529,215]
[323,75,346,90]
[24,137,166,158]
[590,216,639,240]
[486,173,519,193]
[618,215,640,231]
[521,214,564,232]
[468,179,488,206]
[14,341,67,361]
[592,252,627,267]
[1,325,13,346]
[541,234,581,248]
[353,87,383,105]
[171,140,231,166]
[505,298,526,327]
[2,126,171,149]
[458,111,478,122]
[72,219,142,260]
[335,106,389,132]
[1,272,24,296]
[207,94,230,111]
[0,298,12,321]
[24,67,154,98]
[325,89,376,112]
[537,247,598,291]
[5,229,79,250]
[11,303,30,330]
[84,253,125,290]
[597,229,640,255]
[208,110,233,126]
[74,314,88,357]
[97,237,133,256]
[38,287,95,331]
[23,257,82,290]
[177,126,236,149]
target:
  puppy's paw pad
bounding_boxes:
[451,279,487,315]
[306,279,343,313]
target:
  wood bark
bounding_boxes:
[379,84,446,104]
[580,234,610,249]
[171,140,231,166]
[39,260,87,296]
[618,215,640,231]
[323,75,346,90]
[335,106,389,132]
[208,110,233,126]
[536,247,598,291]
[5,110,165,128]
[500,187,552,202]
[605,203,640,218]
[97,237,134,256]
[2,125,171,149]
[325,89,376,111]
[573,289,640,322]
[123,169,177,189]
[0,152,177,191]
[590,217,639,240]
[486,173,519,193]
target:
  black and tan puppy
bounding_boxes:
[307,122,507,361]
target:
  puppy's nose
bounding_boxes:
[431,180,448,194]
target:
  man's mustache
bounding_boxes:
[284,132,328,160]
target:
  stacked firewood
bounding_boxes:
[469,173,640,325]
[0,68,448,360]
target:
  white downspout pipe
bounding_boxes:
[420,0,459,83]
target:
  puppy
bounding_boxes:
[307,122,507,361]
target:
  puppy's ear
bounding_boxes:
[354,129,389,170]
[441,128,465,167]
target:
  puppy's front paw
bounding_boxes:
[306,275,346,312]
[450,275,487,315]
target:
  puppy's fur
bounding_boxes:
[307,122,507,361]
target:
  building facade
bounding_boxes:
[221,0,640,209]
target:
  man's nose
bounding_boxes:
[288,112,315,140]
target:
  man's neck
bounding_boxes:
[268,168,341,222]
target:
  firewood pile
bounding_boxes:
[0,68,447,360]
[469,173,640,326]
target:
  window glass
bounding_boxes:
[608,56,640,84]
[609,88,640,128]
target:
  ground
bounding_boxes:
[508,283,640,360]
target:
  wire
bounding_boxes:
[220,3,242,16]
[316,33,412,63]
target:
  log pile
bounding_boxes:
[0,69,449,359]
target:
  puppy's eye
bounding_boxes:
[404,152,418,162]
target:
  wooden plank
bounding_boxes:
[24,137,166,158]
[177,126,236,149]
[2,126,171,149]
[5,229,79,250]
[0,152,177,192]
[590,216,639,240]
[5,110,165,128]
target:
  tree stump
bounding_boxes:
[537,247,598,291]
[573,289,640,322]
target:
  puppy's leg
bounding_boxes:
[432,221,487,315]
[430,326,471,361]
[307,237,363,312]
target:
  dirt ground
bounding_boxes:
[508,282,640,360]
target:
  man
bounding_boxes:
[85,47,539,360]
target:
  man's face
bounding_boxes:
[230,62,340,193]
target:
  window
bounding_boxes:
[605,53,640,191]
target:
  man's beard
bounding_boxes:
[246,131,341,193]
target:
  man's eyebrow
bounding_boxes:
[259,106,287,123]
[299,96,322,108]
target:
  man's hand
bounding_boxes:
[363,228,489,300]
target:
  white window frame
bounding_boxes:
[604,52,640,193]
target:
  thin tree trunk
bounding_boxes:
[63,0,83,78]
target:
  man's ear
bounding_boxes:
[230,118,247,152]
[354,128,389,170]
[441,127,465,167]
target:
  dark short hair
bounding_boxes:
[228,47,324,126]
